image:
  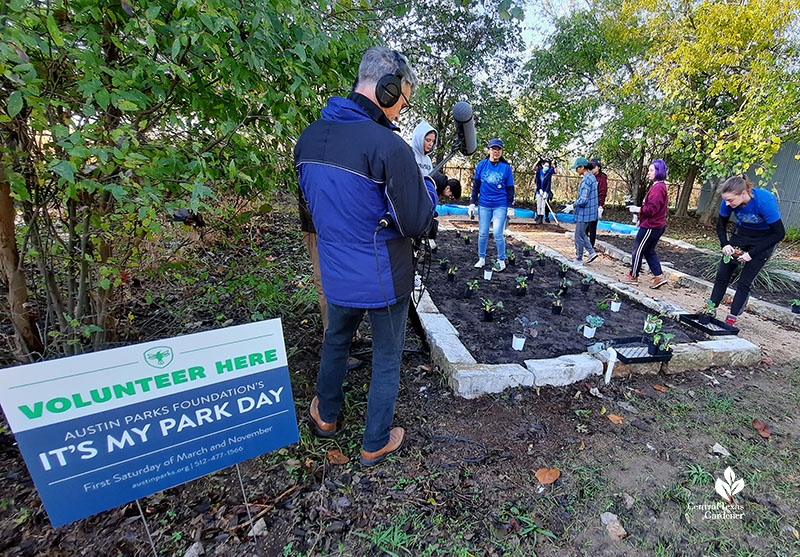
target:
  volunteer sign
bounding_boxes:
[0,319,299,527]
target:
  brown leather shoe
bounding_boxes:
[309,396,338,437]
[360,427,405,466]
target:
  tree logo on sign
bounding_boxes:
[144,346,174,369]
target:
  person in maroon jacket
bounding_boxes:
[622,159,669,288]
[586,158,608,247]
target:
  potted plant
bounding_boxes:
[643,313,663,334]
[698,299,716,324]
[439,258,449,271]
[514,276,528,297]
[524,260,535,280]
[608,293,621,312]
[547,291,563,315]
[463,233,470,245]
[506,249,516,267]
[789,299,800,314]
[483,260,495,280]
[722,247,742,264]
[480,298,503,322]
[513,316,538,350]
[649,332,675,355]
[580,275,593,293]
[463,279,479,298]
[447,266,458,282]
[558,262,569,278]
[559,278,572,295]
[538,251,546,267]
[523,245,532,257]
[578,315,604,339]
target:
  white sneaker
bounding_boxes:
[474,258,486,268]
[493,260,506,272]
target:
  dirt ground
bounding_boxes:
[0,207,798,556]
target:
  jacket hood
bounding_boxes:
[411,121,437,157]
[320,96,374,123]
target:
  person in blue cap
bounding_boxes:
[468,138,515,271]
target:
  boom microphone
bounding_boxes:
[453,101,477,156]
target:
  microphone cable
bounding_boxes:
[373,226,397,343]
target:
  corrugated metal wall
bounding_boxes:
[698,141,800,228]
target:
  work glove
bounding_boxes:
[628,205,641,213]
[563,203,574,213]
[507,207,515,219]
[468,204,475,218]
[597,206,604,218]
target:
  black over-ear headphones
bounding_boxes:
[375,51,407,108]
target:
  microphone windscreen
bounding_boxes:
[452,101,478,156]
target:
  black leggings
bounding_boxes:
[630,226,665,277]
[710,248,772,316]
[586,220,598,247]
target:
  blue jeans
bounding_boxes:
[478,206,507,260]
[316,295,410,452]
[574,220,595,260]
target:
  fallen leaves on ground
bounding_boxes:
[327,449,349,464]
[535,468,561,484]
[607,414,625,424]
[752,419,772,439]
[653,385,666,392]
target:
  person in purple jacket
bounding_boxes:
[622,159,669,288]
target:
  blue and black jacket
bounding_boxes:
[295,93,436,308]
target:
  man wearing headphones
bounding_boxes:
[295,47,437,466]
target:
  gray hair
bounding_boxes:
[357,46,418,94]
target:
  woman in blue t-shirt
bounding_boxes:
[710,174,786,325]
[468,138,515,271]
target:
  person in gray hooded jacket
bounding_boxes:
[411,120,437,176]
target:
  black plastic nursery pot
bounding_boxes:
[463,288,474,298]
[698,313,712,325]
[464,237,470,244]
[580,283,590,293]
[551,304,562,315]
[539,259,546,267]
[447,274,455,282]
[558,270,567,278]
[508,259,516,267]
[515,287,526,297]
[527,271,535,281]
[440,262,448,270]
[792,305,800,314]
[482,310,493,322]
[646,341,672,356]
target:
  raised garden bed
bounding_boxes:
[597,233,800,308]
[422,230,703,365]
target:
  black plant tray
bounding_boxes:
[679,313,739,336]
[608,336,673,364]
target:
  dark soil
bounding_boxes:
[597,234,800,308]
[423,230,703,364]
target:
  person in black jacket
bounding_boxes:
[296,47,436,467]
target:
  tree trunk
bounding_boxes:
[699,175,723,226]
[675,163,699,217]
[0,171,44,360]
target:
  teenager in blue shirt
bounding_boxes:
[468,138,515,271]
[710,174,786,325]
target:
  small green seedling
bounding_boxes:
[654,332,675,351]
[578,315,605,332]
[466,280,479,291]
[480,298,503,313]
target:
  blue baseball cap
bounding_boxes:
[488,138,504,149]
